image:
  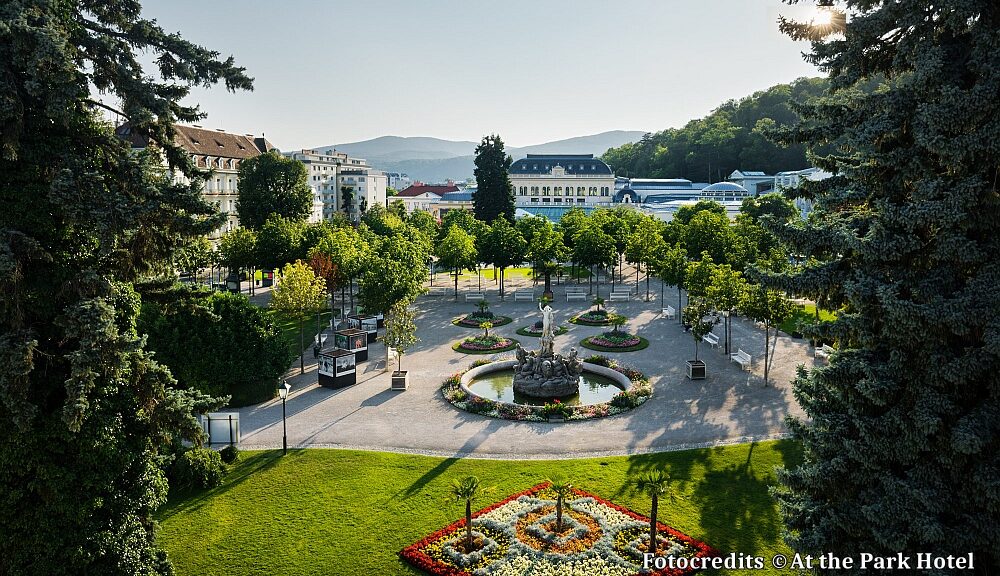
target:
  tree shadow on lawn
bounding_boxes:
[399,419,506,498]
[156,450,284,521]
[690,442,784,557]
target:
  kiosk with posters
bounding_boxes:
[261,269,274,287]
[335,328,368,362]
[317,348,356,389]
[348,314,378,341]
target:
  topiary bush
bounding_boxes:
[170,448,228,492]
[219,445,240,464]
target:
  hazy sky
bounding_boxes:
[138,0,822,149]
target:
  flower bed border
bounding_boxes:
[400,482,718,576]
[452,337,520,355]
[569,313,612,326]
[515,325,568,337]
[441,356,651,421]
[452,315,513,328]
[580,334,650,353]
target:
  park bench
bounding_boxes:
[609,291,631,302]
[513,291,535,302]
[702,332,720,349]
[424,287,446,297]
[566,292,587,301]
[313,333,328,346]
[465,292,485,302]
[814,344,835,361]
[731,349,752,371]
[661,305,676,319]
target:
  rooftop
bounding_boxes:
[397,184,459,197]
[510,154,613,176]
[116,123,275,159]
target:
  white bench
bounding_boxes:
[731,349,752,370]
[465,292,485,302]
[815,344,835,361]
[702,332,720,348]
[313,333,328,345]
[424,287,446,297]
[608,291,631,302]
[661,305,676,319]
[566,292,588,302]
[513,291,535,302]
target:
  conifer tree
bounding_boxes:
[472,134,515,223]
[763,1,1000,566]
[0,2,251,573]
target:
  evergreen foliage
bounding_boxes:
[235,151,312,229]
[0,1,249,572]
[762,1,1000,565]
[472,134,515,223]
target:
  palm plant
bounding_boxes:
[592,296,605,312]
[449,476,487,548]
[633,470,672,553]
[609,313,627,333]
[547,478,575,532]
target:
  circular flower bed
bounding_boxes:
[453,335,520,354]
[453,313,513,328]
[515,321,568,337]
[570,309,611,326]
[401,483,717,576]
[442,356,652,421]
[580,331,650,352]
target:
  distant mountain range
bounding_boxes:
[306,131,647,183]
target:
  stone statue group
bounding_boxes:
[512,302,583,397]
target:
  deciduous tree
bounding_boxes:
[271,261,327,374]
[236,151,312,229]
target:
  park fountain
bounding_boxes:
[460,303,631,408]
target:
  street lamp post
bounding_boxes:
[278,381,291,455]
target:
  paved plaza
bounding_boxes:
[236,273,814,459]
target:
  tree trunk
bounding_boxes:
[454,267,459,301]
[645,265,650,302]
[556,497,563,531]
[660,276,664,305]
[649,495,659,553]
[465,501,473,547]
[349,278,354,312]
[763,322,770,386]
[477,265,481,291]
[544,270,552,296]
[677,287,683,324]
[695,340,700,362]
[636,264,640,296]
[298,319,305,374]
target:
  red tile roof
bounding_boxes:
[397,185,459,198]
[115,123,276,159]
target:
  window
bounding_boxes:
[565,187,573,196]
[530,197,539,203]
[577,198,585,203]
[531,187,539,196]
[554,197,562,203]
[554,186,562,195]
[601,186,609,196]
[577,187,585,196]
[589,187,597,196]
[542,186,551,196]
[542,197,550,203]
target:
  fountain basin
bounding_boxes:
[449,359,643,421]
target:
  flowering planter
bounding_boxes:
[686,359,706,380]
[391,370,409,391]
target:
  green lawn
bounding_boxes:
[157,441,801,575]
[778,303,837,336]
[266,309,334,354]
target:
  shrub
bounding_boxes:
[219,445,240,464]
[138,289,293,407]
[170,448,228,491]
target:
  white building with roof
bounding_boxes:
[510,154,615,210]
[116,123,276,239]
[775,167,833,217]
[284,149,387,223]
[728,170,775,195]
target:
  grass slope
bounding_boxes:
[266,309,334,355]
[778,304,837,336]
[157,442,801,575]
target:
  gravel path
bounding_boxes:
[234,274,813,460]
